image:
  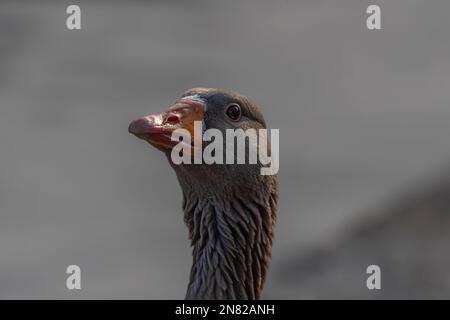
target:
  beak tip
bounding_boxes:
[128,117,151,136]
[128,122,134,135]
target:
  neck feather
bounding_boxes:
[183,187,277,300]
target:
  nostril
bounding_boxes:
[166,114,180,125]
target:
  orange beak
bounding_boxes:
[128,99,204,152]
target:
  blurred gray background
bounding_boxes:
[1,0,450,299]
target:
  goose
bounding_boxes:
[128,88,278,299]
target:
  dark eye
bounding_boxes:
[225,104,241,121]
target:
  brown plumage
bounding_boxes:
[129,88,278,299]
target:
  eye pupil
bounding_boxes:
[226,104,241,120]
